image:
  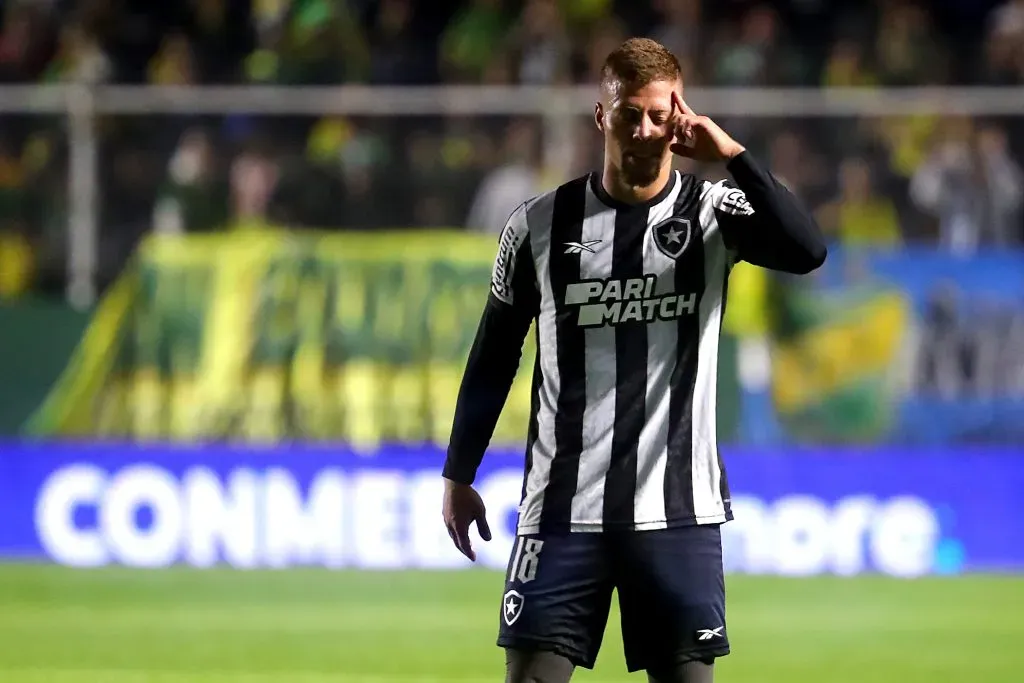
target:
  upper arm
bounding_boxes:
[701,180,753,263]
[490,202,540,318]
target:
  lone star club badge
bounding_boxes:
[502,590,525,626]
[652,217,693,260]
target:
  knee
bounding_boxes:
[505,649,575,683]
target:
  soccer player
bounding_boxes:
[441,38,826,683]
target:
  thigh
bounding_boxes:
[497,532,614,670]
[613,525,729,674]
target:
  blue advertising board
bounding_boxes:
[0,442,1021,575]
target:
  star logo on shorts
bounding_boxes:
[652,217,693,259]
[502,590,525,626]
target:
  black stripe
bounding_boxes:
[665,175,706,523]
[521,327,542,505]
[538,177,589,533]
[601,205,650,527]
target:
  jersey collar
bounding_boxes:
[589,170,679,212]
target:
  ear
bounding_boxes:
[594,102,604,132]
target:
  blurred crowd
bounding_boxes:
[0,0,1021,297]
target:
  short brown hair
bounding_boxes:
[601,38,682,89]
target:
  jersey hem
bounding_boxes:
[516,510,733,535]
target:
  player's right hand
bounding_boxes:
[442,477,492,562]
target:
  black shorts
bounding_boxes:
[496,525,729,673]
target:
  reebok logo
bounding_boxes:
[564,240,601,255]
[696,627,724,641]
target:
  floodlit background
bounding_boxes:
[0,0,1022,681]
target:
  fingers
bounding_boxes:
[671,91,700,146]
[671,95,697,145]
[672,90,696,117]
[476,511,492,542]
[442,486,491,562]
[446,518,476,562]
[444,510,491,562]
[674,117,697,149]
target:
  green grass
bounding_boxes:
[0,566,1021,682]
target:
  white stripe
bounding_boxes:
[692,188,729,524]
[702,180,744,268]
[570,189,617,527]
[633,173,683,529]
[517,193,558,533]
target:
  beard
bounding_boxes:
[620,152,663,188]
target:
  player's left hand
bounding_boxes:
[669,92,746,163]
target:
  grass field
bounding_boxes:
[0,566,1021,683]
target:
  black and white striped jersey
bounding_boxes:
[444,151,826,535]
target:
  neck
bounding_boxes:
[601,162,674,205]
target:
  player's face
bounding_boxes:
[597,78,680,187]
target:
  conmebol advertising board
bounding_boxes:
[0,443,1020,575]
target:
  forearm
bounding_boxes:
[443,296,532,485]
[726,151,827,274]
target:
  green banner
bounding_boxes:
[769,279,910,442]
[26,229,535,448]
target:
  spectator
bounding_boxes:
[709,4,806,86]
[765,130,829,206]
[817,157,903,249]
[990,0,1024,40]
[230,135,280,225]
[910,121,1024,253]
[367,0,432,84]
[88,1,190,84]
[875,1,947,86]
[0,133,32,297]
[579,16,628,83]
[649,0,702,72]
[821,39,877,87]
[272,0,369,84]
[505,0,572,85]
[148,33,197,85]
[0,228,32,297]
[982,0,1024,84]
[153,128,230,235]
[186,0,255,84]
[439,0,507,83]
[330,119,396,228]
[43,21,111,83]
[466,119,542,234]
[0,2,56,82]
